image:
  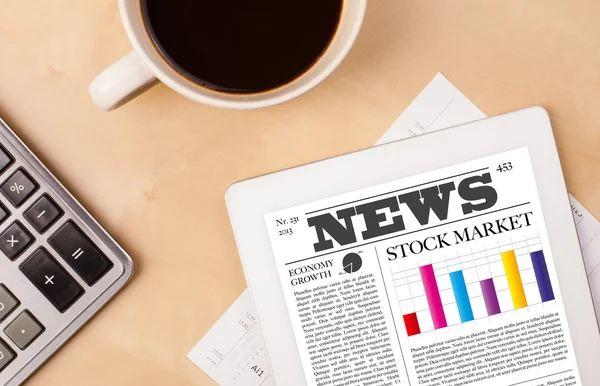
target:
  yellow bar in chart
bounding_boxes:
[501,250,528,309]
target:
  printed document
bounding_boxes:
[187,290,273,386]
[265,147,581,386]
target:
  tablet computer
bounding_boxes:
[226,107,600,385]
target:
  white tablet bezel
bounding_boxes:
[226,107,600,385]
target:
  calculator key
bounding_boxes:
[0,202,9,225]
[0,222,34,261]
[0,168,38,207]
[4,311,44,350]
[0,285,19,322]
[24,195,63,233]
[20,249,84,313]
[49,221,113,286]
[0,146,14,175]
[0,338,16,372]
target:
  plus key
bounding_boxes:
[20,248,84,313]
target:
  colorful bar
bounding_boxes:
[530,250,555,302]
[403,313,421,336]
[449,271,474,322]
[419,264,448,329]
[501,250,528,309]
[480,278,501,316]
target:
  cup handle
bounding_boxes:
[89,50,158,111]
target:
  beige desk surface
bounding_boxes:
[1,0,600,384]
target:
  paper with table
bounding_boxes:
[571,196,600,324]
[188,73,600,384]
[187,290,274,386]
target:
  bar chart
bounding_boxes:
[392,236,555,337]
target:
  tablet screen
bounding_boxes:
[264,147,582,386]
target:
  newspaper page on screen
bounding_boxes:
[264,148,581,386]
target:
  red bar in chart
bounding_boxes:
[419,264,448,329]
[403,312,421,336]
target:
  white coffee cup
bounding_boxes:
[89,0,367,111]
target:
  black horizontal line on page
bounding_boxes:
[508,369,572,386]
[305,167,489,216]
[285,202,531,266]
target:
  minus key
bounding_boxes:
[24,195,64,233]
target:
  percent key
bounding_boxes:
[1,169,39,207]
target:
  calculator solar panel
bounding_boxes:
[0,118,134,385]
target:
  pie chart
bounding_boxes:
[343,253,362,274]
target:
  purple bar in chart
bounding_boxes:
[530,250,555,302]
[480,278,501,316]
[419,264,448,329]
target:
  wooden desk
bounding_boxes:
[1,0,600,384]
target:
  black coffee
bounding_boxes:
[141,0,343,94]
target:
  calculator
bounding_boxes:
[0,118,134,385]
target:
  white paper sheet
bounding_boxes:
[189,73,600,384]
[571,196,600,324]
[376,73,486,145]
[187,290,273,386]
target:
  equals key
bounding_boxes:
[72,248,84,260]
[49,221,113,286]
